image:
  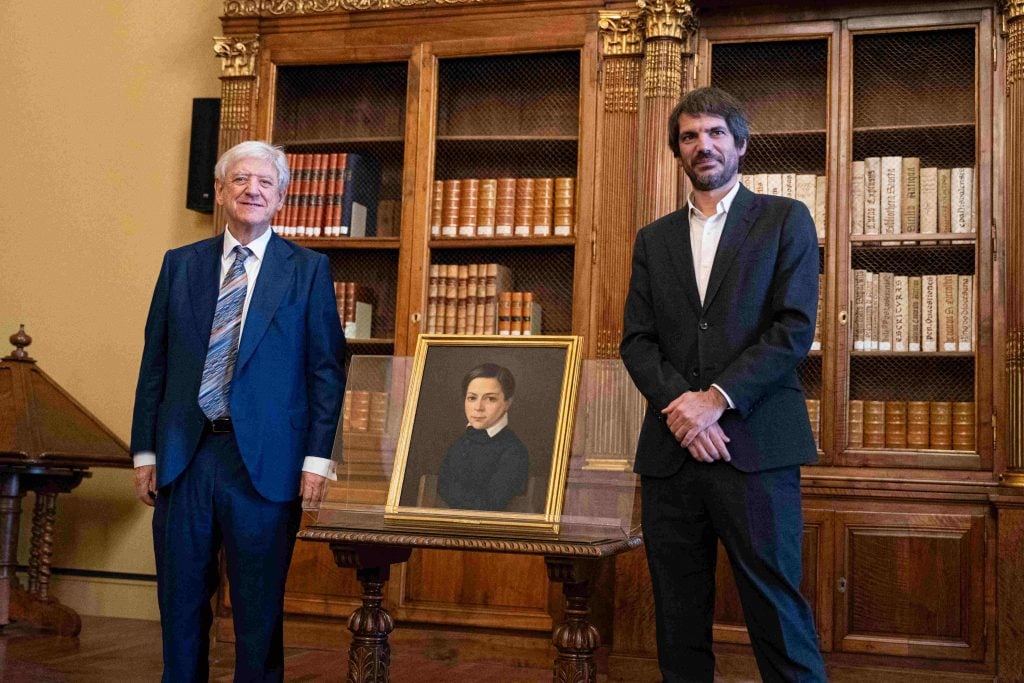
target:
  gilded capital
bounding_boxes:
[1003,0,1024,21]
[599,11,644,57]
[214,35,260,78]
[637,0,697,42]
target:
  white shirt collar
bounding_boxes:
[222,226,271,263]
[467,412,509,438]
[687,179,742,221]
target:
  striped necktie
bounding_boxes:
[198,245,253,420]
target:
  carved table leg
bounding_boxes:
[29,492,57,600]
[329,543,411,683]
[347,566,394,683]
[546,557,601,683]
[0,473,24,628]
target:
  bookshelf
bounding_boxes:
[212,1,1024,679]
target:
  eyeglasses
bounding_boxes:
[229,174,277,190]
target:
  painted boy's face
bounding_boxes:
[464,377,511,431]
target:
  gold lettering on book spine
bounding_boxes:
[1006,3,1024,481]
[224,0,490,15]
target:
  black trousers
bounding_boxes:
[641,459,827,683]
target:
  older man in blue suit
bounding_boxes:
[131,141,345,681]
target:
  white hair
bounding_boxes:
[214,140,290,193]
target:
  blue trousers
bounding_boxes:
[152,431,301,682]
[641,460,827,683]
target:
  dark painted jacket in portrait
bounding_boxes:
[438,426,528,511]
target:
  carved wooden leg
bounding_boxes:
[30,493,57,600]
[547,557,601,683]
[0,473,24,628]
[347,566,394,683]
[329,543,410,683]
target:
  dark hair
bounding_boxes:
[462,363,516,401]
[667,87,751,159]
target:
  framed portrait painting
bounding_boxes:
[384,335,582,535]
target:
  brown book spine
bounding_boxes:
[906,400,930,449]
[430,180,444,238]
[862,400,886,448]
[444,264,458,333]
[477,179,497,238]
[510,291,524,335]
[441,179,461,238]
[427,263,439,334]
[344,281,356,325]
[847,399,864,448]
[521,291,534,336]
[331,153,347,236]
[806,398,820,449]
[494,178,516,237]
[532,178,554,237]
[312,153,328,236]
[348,390,370,432]
[294,154,309,234]
[952,401,975,451]
[514,178,535,237]
[455,264,469,333]
[368,391,388,433]
[457,178,479,238]
[485,263,499,334]
[929,401,953,449]
[553,177,575,236]
[884,400,907,448]
[498,291,512,336]
[466,263,479,333]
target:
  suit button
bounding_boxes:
[691,368,699,377]
[699,321,709,330]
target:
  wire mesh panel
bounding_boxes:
[848,28,978,456]
[430,51,580,335]
[273,62,408,232]
[711,40,829,175]
[710,39,830,442]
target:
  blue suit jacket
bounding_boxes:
[620,185,819,475]
[131,232,346,502]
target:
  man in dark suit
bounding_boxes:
[131,140,346,681]
[620,88,827,682]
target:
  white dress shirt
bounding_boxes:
[134,227,336,480]
[687,181,741,409]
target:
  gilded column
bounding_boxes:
[1006,1,1024,485]
[213,34,261,231]
[635,0,697,227]
[594,11,643,360]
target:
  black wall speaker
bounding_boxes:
[186,98,221,214]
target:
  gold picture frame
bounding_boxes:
[384,335,582,535]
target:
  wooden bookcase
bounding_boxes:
[212,1,1024,679]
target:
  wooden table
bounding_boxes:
[298,526,642,682]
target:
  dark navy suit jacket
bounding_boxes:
[131,232,346,502]
[620,184,819,475]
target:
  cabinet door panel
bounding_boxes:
[392,549,552,631]
[835,510,984,660]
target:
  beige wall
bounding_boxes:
[0,2,223,618]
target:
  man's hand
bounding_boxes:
[300,471,328,509]
[686,422,732,463]
[134,465,157,507]
[662,389,728,447]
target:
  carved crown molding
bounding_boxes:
[636,0,696,42]
[599,11,644,57]
[214,34,261,77]
[224,0,490,16]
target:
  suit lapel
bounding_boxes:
[236,233,295,372]
[702,185,759,312]
[187,236,224,349]
[660,209,703,316]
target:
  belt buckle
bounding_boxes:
[210,417,232,433]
